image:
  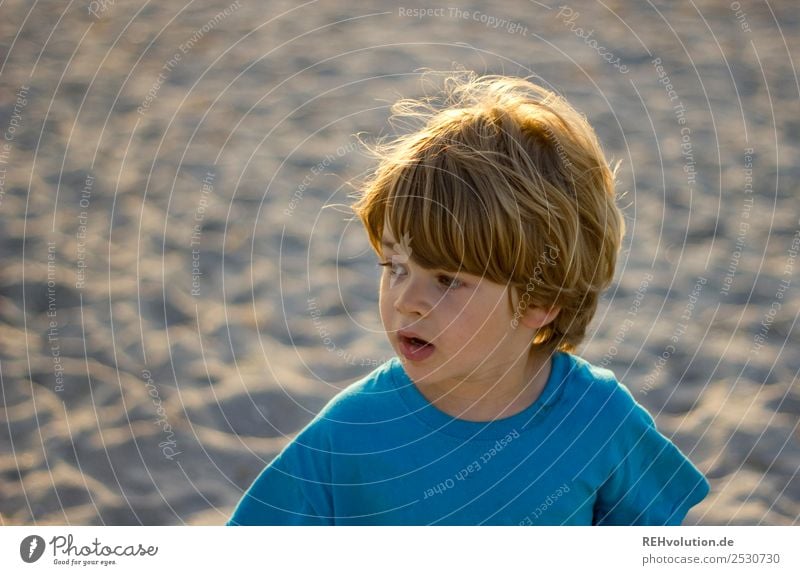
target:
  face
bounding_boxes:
[378,228,535,387]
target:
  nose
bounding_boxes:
[393,274,435,317]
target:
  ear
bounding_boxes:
[518,305,560,330]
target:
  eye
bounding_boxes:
[378,261,463,290]
[377,260,406,277]
[438,274,463,290]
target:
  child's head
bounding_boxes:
[351,71,624,368]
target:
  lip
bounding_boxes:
[397,329,432,345]
[396,329,436,362]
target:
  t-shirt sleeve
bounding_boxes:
[593,386,710,526]
[227,420,334,526]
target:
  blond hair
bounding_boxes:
[350,71,625,353]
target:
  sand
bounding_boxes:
[0,0,797,525]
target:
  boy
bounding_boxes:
[228,71,710,525]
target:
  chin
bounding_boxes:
[399,356,448,383]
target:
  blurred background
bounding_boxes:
[0,0,798,525]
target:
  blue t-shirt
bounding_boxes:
[227,351,710,525]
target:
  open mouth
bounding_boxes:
[399,333,431,347]
[398,333,435,360]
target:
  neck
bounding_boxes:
[419,346,554,422]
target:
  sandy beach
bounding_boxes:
[0,0,798,525]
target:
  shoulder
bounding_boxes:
[561,353,653,430]
[561,353,631,405]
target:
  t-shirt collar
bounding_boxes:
[389,351,569,440]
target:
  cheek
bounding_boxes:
[448,302,508,344]
[443,306,483,343]
[378,284,393,325]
